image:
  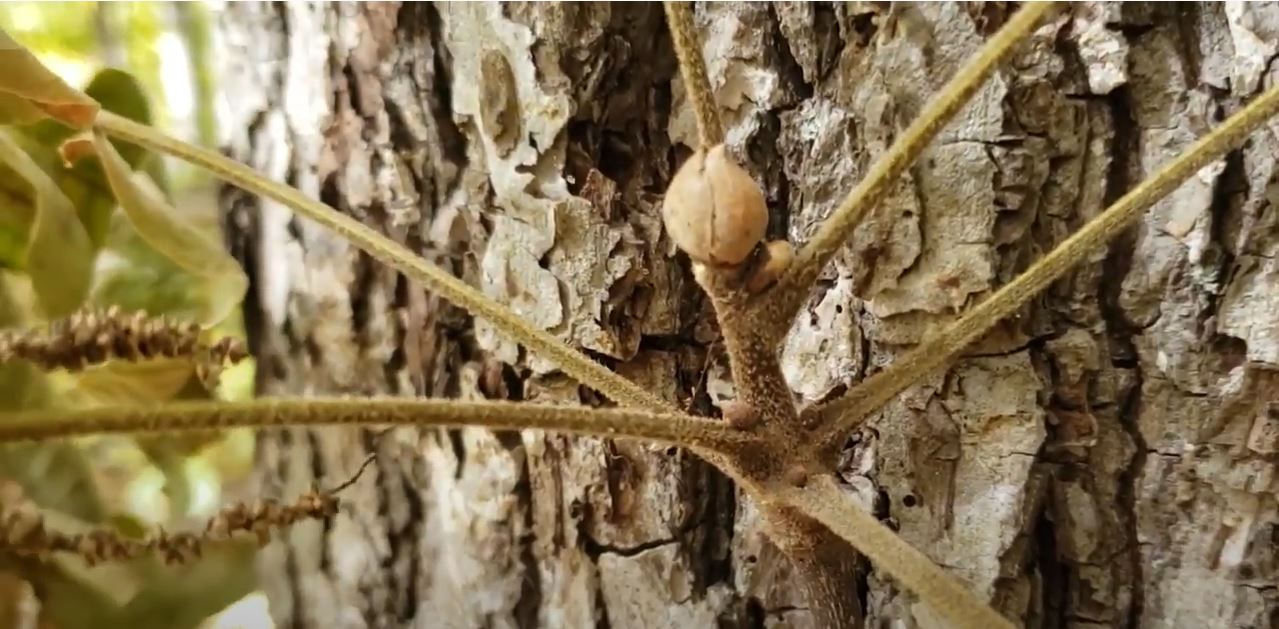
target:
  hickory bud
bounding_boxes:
[745,240,794,294]
[662,144,768,266]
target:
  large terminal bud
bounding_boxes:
[662,144,768,267]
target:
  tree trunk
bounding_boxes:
[218,3,1279,628]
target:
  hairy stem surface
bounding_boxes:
[694,268,801,431]
[776,476,1016,629]
[663,1,723,147]
[810,81,1279,447]
[91,112,668,413]
[759,503,864,629]
[0,397,749,452]
[765,2,1059,334]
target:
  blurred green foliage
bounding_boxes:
[0,131,95,316]
[0,5,264,629]
[0,3,98,63]
[8,67,163,248]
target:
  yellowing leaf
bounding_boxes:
[0,28,99,128]
[0,92,48,126]
[0,130,94,317]
[89,131,247,327]
[67,359,199,407]
[14,68,162,248]
[58,132,94,166]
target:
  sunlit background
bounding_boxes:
[1,3,270,628]
[1,2,219,168]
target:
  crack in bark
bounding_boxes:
[585,534,684,560]
[512,447,542,629]
[282,430,309,629]
[1096,72,1148,629]
[1032,498,1068,628]
[399,467,425,623]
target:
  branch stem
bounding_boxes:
[92,111,667,412]
[767,2,1059,333]
[664,1,723,147]
[0,397,751,453]
[811,81,1279,448]
[778,476,1015,629]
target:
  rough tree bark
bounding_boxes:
[218,3,1279,628]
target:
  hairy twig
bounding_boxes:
[91,112,668,413]
[327,452,378,494]
[765,2,1060,334]
[0,397,753,454]
[10,6,1265,629]
[0,305,246,373]
[776,476,1015,629]
[664,1,723,147]
[809,80,1279,449]
[651,4,1063,628]
[652,6,1061,629]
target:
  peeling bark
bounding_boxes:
[220,2,1279,628]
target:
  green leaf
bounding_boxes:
[0,131,94,317]
[118,541,258,629]
[0,273,52,413]
[88,131,247,327]
[85,69,157,180]
[0,27,99,128]
[7,125,113,247]
[67,358,224,520]
[136,440,193,521]
[0,443,105,523]
[0,278,103,523]
[0,358,50,412]
[11,537,256,629]
[68,359,200,407]
[89,230,215,324]
[27,533,258,629]
[88,214,234,326]
[0,186,31,269]
[2,493,256,629]
[65,358,219,524]
[8,557,126,629]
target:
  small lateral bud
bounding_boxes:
[745,239,794,294]
[720,400,760,430]
[783,465,809,488]
[662,144,769,266]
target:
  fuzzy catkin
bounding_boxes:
[0,305,247,372]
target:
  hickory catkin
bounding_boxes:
[662,144,768,266]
